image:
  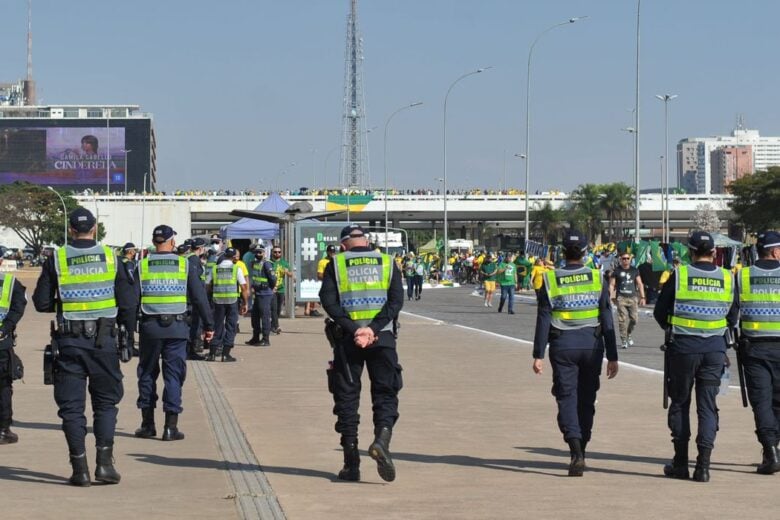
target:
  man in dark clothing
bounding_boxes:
[246,243,277,347]
[610,253,646,349]
[654,230,738,482]
[319,223,404,483]
[33,207,138,486]
[737,230,780,474]
[0,253,28,445]
[186,237,208,360]
[532,230,619,476]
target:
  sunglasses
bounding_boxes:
[620,257,631,260]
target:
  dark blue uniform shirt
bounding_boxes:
[737,258,780,361]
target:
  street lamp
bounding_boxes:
[524,16,587,248]
[434,177,444,247]
[655,93,677,243]
[443,67,491,263]
[121,149,132,194]
[633,0,642,243]
[384,101,423,252]
[47,186,68,246]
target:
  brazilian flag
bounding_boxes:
[649,241,668,272]
[326,194,374,212]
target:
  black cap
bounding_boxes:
[122,242,136,252]
[152,225,177,243]
[224,247,238,258]
[561,231,588,250]
[687,230,715,252]
[326,244,338,253]
[340,223,366,242]
[68,207,96,233]
[757,230,780,250]
[183,238,194,247]
[190,237,207,248]
[176,244,191,255]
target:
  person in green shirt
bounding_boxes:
[496,253,517,314]
[480,254,498,307]
[270,246,292,334]
[514,251,533,291]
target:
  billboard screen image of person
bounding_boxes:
[0,127,126,188]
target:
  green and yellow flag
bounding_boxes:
[326,194,374,212]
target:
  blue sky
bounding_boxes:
[2,0,779,193]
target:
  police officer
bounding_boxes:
[120,242,139,357]
[738,230,780,474]
[32,207,137,486]
[207,247,248,362]
[532,231,619,477]
[0,252,27,445]
[245,243,277,347]
[185,237,208,360]
[319,224,404,482]
[653,230,737,482]
[134,225,214,441]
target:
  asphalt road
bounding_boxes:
[399,284,714,373]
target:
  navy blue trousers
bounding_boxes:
[136,335,187,414]
[213,302,238,348]
[53,347,124,454]
[499,285,515,312]
[250,293,273,339]
[667,351,724,449]
[549,347,603,443]
[744,356,780,445]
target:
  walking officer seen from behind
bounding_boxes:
[0,251,27,445]
[737,230,780,475]
[32,207,138,487]
[245,242,277,347]
[319,224,404,483]
[653,230,737,482]
[134,225,215,441]
[532,231,619,477]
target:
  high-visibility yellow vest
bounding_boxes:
[54,245,118,320]
[334,251,393,329]
[212,263,239,304]
[0,273,15,327]
[544,266,602,330]
[669,264,733,337]
[739,265,780,338]
[139,253,188,315]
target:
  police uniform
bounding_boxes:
[0,268,27,445]
[533,231,618,476]
[185,237,208,360]
[653,230,738,482]
[32,207,137,486]
[246,245,277,347]
[120,242,139,356]
[209,247,247,362]
[737,230,780,474]
[319,224,404,482]
[134,225,214,441]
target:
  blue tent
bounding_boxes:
[220,192,290,240]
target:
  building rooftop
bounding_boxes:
[0,104,151,119]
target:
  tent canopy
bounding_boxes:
[709,232,743,248]
[221,192,290,240]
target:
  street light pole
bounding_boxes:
[524,16,587,248]
[47,186,68,246]
[633,0,642,243]
[121,149,132,194]
[444,67,490,264]
[384,101,422,252]
[655,93,677,243]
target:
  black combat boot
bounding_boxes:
[206,343,217,362]
[692,446,711,482]
[581,439,588,468]
[337,438,360,481]
[368,426,396,482]
[162,412,185,441]
[567,439,585,477]
[68,453,91,487]
[94,446,121,484]
[221,346,237,362]
[0,427,19,444]
[134,408,157,438]
[663,440,690,479]
[757,442,780,475]
[245,335,261,346]
[258,336,270,347]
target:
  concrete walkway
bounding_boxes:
[1,268,777,519]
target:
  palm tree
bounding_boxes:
[533,201,563,244]
[570,183,604,243]
[601,182,635,240]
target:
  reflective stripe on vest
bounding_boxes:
[544,266,602,330]
[669,264,733,337]
[250,260,269,286]
[334,251,393,330]
[212,264,239,304]
[54,245,118,320]
[139,253,188,315]
[0,273,14,326]
[739,265,780,338]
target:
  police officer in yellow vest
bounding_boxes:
[319,224,404,482]
[0,251,28,445]
[134,225,215,442]
[532,231,619,476]
[738,230,780,474]
[207,247,248,362]
[653,230,738,482]
[32,207,137,486]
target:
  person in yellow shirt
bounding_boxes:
[530,257,552,298]
[318,245,338,281]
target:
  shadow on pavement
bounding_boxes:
[0,466,70,485]
[14,421,137,439]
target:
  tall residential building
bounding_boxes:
[677,124,780,194]
[710,145,753,194]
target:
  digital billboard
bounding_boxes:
[0,127,126,187]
